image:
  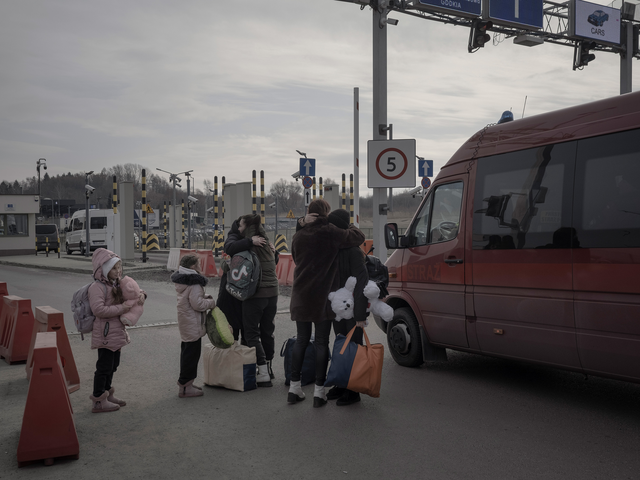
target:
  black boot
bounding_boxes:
[336,390,361,406]
[327,386,346,400]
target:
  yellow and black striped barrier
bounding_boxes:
[214,231,225,253]
[146,234,160,251]
[275,234,288,253]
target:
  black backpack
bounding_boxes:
[365,255,389,299]
[225,250,261,301]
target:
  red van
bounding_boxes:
[379,91,640,384]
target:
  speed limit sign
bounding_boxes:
[367,139,416,188]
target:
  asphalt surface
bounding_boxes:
[1,253,640,479]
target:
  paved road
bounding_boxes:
[1,262,640,479]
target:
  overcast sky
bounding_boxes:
[0,0,636,195]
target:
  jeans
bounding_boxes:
[93,348,121,397]
[178,339,202,385]
[242,296,277,365]
[291,321,332,387]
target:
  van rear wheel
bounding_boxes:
[66,243,72,255]
[387,307,423,367]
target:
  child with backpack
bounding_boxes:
[88,248,146,413]
[170,254,217,398]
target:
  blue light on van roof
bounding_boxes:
[498,111,514,124]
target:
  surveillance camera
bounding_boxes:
[85,185,95,193]
[188,196,198,203]
[291,171,300,180]
[206,207,214,213]
[269,202,276,208]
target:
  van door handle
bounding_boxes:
[444,258,463,265]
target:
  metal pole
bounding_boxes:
[260,170,265,224]
[173,179,178,248]
[373,4,388,260]
[142,169,147,263]
[85,173,91,257]
[252,170,257,215]
[354,87,360,227]
[186,174,191,249]
[214,177,219,257]
[621,21,634,94]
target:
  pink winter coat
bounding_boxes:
[170,268,216,342]
[89,248,145,351]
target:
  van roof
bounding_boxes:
[445,90,640,169]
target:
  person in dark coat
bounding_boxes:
[288,199,365,408]
[326,208,369,406]
[217,218,250,344]
[239,214,279,387]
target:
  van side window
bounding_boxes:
[574,128,640,248]
[473,142,576,249]
[409,182,462,246]
[91,217,107,229]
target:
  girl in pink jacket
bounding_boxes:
[89,248,146,413]
[170,254,216,398]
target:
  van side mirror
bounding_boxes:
[385,223,405,249]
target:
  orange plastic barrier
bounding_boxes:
[17,332,79,467]
[276,253,296,286]
[360,239,374,256]
[0,296,34,365]
[27,307,80,394]
[0,282,9,343]
[195,250,218,278]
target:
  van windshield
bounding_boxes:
[91,217,107,229]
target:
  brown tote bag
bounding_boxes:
[343,327,384,398]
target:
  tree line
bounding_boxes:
[1,163,423,219]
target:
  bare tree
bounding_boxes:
[269,179,303,215]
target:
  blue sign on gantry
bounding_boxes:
[414,0,481,18]
[486,0,543,30]
[299,158,316,177]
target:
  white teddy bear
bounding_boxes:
[363,280,393,323]
[328,276,357,322]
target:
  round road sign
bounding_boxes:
[302,176,313,189]
[421,177,431,189]
[376,148,408,180]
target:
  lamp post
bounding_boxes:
[36,158,47,216]
[85,171,94,257]
[156,168,192,249]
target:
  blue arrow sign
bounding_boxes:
[418,159,433,178]
[299,158,316,177]
[487,0,543,29]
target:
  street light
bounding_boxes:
[85,171,94,257]
[156,168,193,248]
[296,150,307,158]
[36,158,47,216]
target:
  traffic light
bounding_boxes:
[468,20,493,53]
[573,41,596,70]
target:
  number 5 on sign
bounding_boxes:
[367,139,416,188]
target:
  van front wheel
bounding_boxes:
[66,243,72,255]
[387,307,423,367]
[79,242,85,255]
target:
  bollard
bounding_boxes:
[17,332,79,467]
[275,253,296,286]
[275,234,289,253]
[26,306,80,393]
[0,296,35,364]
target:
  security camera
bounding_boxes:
[206,207,214,213]
[291,171,300,181]
[85,185,95,193]
[269,202,276,208]
[188,196,198,203]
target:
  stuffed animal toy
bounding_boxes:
[328,276,357,322]
[119,276,144,327]
[364,280,393,323]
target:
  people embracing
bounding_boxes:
[88,248,146,413]
[171,254,216,398]
[288,200,365,408]
[327,208,369,406]
[237,214,279,387]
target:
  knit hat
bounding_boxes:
[102,257,120,279]
[328,209,350,230]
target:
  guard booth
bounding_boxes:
[0,195,40,256]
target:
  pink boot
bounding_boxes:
[107,387,126,407]
[90,391,120,413]
[177,380,204,398]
